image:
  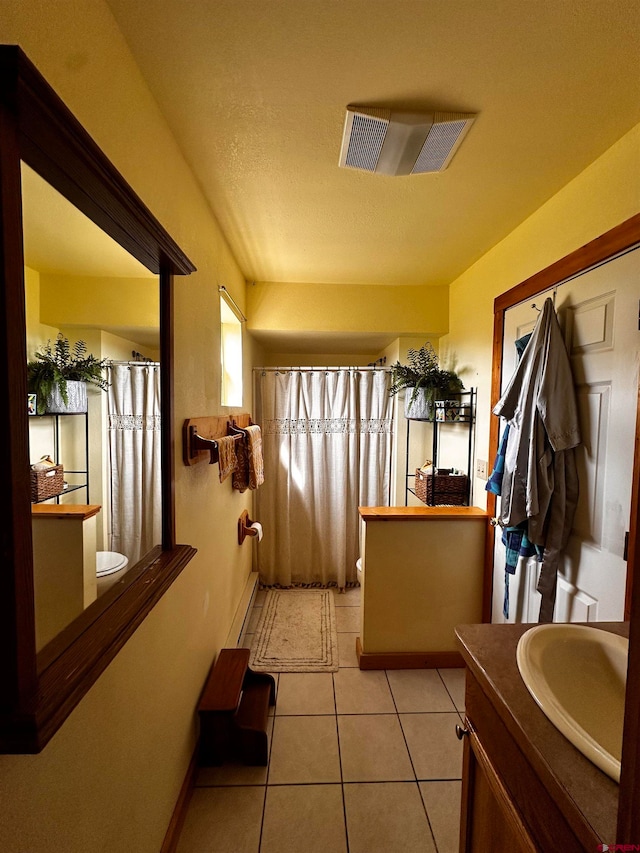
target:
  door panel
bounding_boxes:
[492,247,639,624]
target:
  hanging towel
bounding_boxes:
[232,424,265,492]
[217,435,238,483]
[246,424,265,490]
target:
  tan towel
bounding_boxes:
[232,425,264,492]
[217,435,238,483]
[246,424,264,490]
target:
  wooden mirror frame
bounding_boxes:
[0,46,197,752]
[485,212,640,838]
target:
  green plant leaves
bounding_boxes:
[27,333,109,413]
[389,343,464,404]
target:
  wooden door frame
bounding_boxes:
[485,212,640,840]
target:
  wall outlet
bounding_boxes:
[476,459,488,480]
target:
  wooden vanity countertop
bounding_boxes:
[359,506,487,521]
[32,504,101,521]
[456,621,627,843]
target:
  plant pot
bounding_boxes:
[404,388,433,420]
[45,380,88,413]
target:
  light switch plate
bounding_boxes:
[476,459,488,480]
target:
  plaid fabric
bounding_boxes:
[486,424,509,496]
[502,524,543,618]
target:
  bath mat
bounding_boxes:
[249,589,338,672]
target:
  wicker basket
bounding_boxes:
[415,468,468,506]
[30,464,64,502]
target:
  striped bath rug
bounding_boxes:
[249,589,339,672]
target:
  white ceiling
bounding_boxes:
[105,0,640,295]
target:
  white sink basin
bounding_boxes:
[516,624,628,782]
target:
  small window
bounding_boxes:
[220,296,243,406]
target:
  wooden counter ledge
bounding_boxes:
[32,504,102,521]
[359,506,487,521]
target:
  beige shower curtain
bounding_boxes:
[255,367,393,587]
[107,364,162,566]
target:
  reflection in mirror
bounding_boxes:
[21,163,161,651]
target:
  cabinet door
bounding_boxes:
[460,730,536,853]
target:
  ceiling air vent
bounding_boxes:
[339,106,475,176]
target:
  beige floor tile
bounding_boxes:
[241,632,253,650]
[344,782,436,853]
[269,715,341,784]
[439,668,466,713]
[333,586,362,606]
[400,713,463,780]
[338,714,414,781]
[387,669,457,713]
[261,784,347,853]
[175,786,264,853]
[334,668,395,714]
[335,607,361,632]
[419,780,463,853]
[254,590,266,606]
[338,632,360,667]
[275,672,335,715]
[195,718,274,786]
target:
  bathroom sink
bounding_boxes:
[516,624,628,782]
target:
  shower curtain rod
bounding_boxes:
[107,360,161,366]
[254,365,390,372]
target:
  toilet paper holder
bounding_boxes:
[238,510,260,545]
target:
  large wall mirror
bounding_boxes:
[0,46,196,751]
[23,163,162,652]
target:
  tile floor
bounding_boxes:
[176,587,465,853]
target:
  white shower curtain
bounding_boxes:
[107,364,162,566]
[255,368,394,588]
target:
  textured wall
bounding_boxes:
[1,2,254,851]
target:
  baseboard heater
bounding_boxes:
[225,571,259,648]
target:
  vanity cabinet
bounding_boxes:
[456,622,623,852]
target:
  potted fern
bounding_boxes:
[27,334,109,414]
[389,343,464,420]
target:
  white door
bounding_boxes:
[492,247,640,624]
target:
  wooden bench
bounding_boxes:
[197,648,276,766]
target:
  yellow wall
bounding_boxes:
[3,1,640,851]
[2,2,255,851]
[39,273,158,331]
[248,281,449,337]
[442,122,640,508]
[24,266,59,357]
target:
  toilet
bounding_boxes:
[356,557,363,581]
[97,550,128,577]
[96,550,129,594]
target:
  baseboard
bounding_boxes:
[225,571,259,648]
[160,747,198,853]
[356,637,464,669]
